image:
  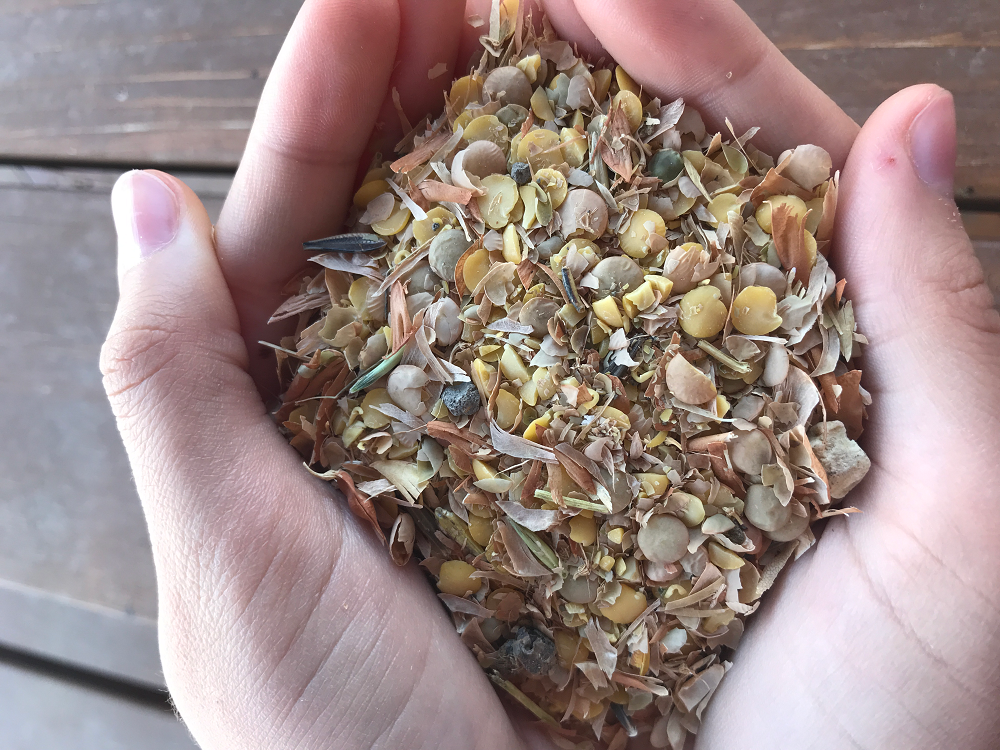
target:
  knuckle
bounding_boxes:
[101,309,248,421]
[101,316,185,413]
[911,237,1000,337]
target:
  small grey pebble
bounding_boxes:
[441,381,481,417]
[510,161,532,186]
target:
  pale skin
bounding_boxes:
[100,0,1000,748]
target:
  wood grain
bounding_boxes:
[0,0,996,199]
[0,1,293,166]
[964,212,1000,307]
[0,656,196,750]
[742,0,1000,201]
[0,166,230,623]
[0,579,163,689]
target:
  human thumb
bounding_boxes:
[102,170,302,553]
[836,84,1000,412]
[834,85,1000,580]
[101,172,544,750]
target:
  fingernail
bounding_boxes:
[111,170,181,273]
[908,88,956,200]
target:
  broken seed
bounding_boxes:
[679,286,728,339]
[428,228,473,283]
[665,354,717,404]
[732,286,783,335]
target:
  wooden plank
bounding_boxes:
[964,212,1000,307]
[0,0,997,199]
[963,210,1000,240]
[0,657,197,750]
[0,579,163,690]
[777,44,1000,203]
[0,0,296,167]
[0,166,229,628]
[0,165,230,685]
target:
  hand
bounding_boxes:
[100,2,1000,750]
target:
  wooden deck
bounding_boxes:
[0,0,996,745]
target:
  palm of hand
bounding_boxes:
[101,0,1000,748]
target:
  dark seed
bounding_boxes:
[604,359,631,380]
[647,149,684,184]
[303,232,386,253]
[561,266,585,312]
[602,335,645,380]
[441,380,481,417]
[495,627,556,678]
[510,162,532,186]
[724,523,747,545]
[611,703,638,738]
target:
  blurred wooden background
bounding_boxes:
[0,1,996,747]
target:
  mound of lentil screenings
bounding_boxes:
[270,3,871,747]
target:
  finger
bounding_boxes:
[369,0,469,155]
[103,171,536,750]
[833,84,1000,545]
[836,84,1000,411]
[459,0,602,70]
[104,168,307,555]
[215,0,402,396]
[555,0,859,166]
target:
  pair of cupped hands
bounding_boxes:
[101,0,1000,747]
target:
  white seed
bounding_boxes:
[637,514,689,564]
[730,429,774,476]
[764,501,810,541]
[387,365,429,415]
[744,484,791,532]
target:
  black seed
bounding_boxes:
[303,232,386,253]
[724,524,747,545]
[611,703,638,738]
[441,381,481,417]
[510,161,532,186]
